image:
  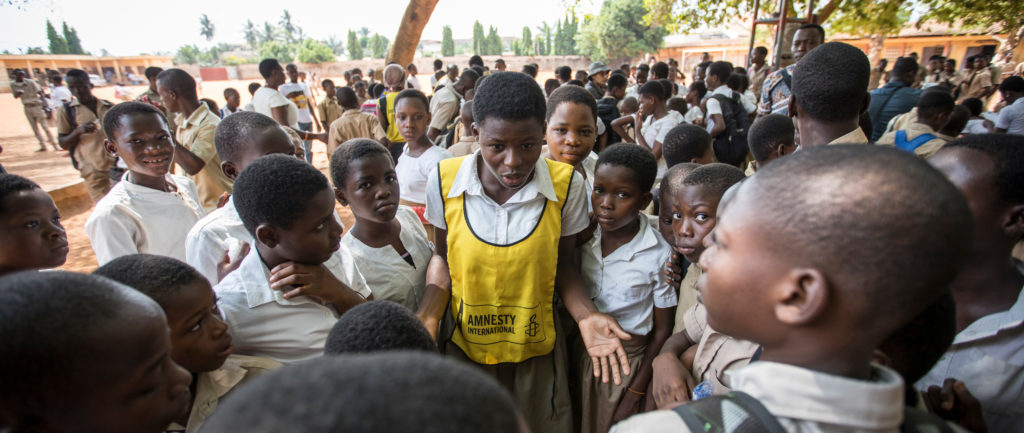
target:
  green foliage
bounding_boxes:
[347,30,364,60]
[577,0,667,61]
[537,22,552,55]
[472,21,485,55]
[641,0,780,34]
[25,47,45,54]
[46,20,67,54]
[243,20,259,49]
[259,41,295,63]
[358,27,371,49]
[62,22,84,54]
[297,38,336,63]
[222,54,248,65]
[827,0,910,37]
[370,34,389,59]
[199,45,222,67]
[279,10,297,43]
[261,22,277,44]
[442,25,455,56]
[175,44,201,64]
[521,27,534,56]
[918,0,1024,48]
[325,35,345,55]
[199,14,215,42]
[553,15,580,55]
[485,26,502,55]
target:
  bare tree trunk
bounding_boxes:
[816,0,841,23]
[868,35,887,64]
[386,0,440,66]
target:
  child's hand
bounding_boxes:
[579,313,632,385]
[612,389,644,424]
[216,192,231,209]
[664,254,684,287]
[269,262,353,304]
[216,242,249,281]
[77,121,98,135]
[924,378,987,433]
[651,352,697,408]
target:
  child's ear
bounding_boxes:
[254,224,280,248]
[471,122,479,138]
[871,349,893,368]
[221,162,239,180]
[334,187,349,206]
[860,93,871,115]
[789,98,800,120]
[103,139,118,157]
[773,268,829,326]
[1002,203,1024,242]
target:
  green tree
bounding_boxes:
[297,39,336,63]
[537,22,552,55]
[261,22,277,44]
[199,14,215,42]
[358,27,371,49]
[554,19,565,55]
[279,10,296,43]
[259,41,295,63]
[485,26,502,55]
[441,25,455,56]
[520,26,534,56]
[325,35,345,55]
[174,44,201,64]
[472,21,485,55]
[370,34,389,58]
[46,20,67,54]
[577,0,667,61]
[25,47,45,54]
[347,30,364,60]
[62,22,84,54]
[243,20,259,49]
[919,0,1024,52]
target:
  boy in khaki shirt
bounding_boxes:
[56,69,116,202]
[10,69,58,151]
[327,87,387,156]
[877,90,955,159]
[317,79,345,131]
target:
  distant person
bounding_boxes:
[428,69,479,141]
[317,79,344,131]
[377,64,409,162]
[222,87,242,117]
[994,76,1024,134]
[626,63,650,99]
[243,82,260,111]
[47,74,72,111]
[430,58,444,88]
[56,69,116,201]
[957,55,994,102]
[494,58,507,71]
[252,59,326,151]
[136,66,176,131]
[406,63,421,90]
[747,46,770,102]
[868,57,924,141]
[280,63,320,163]
[586,62,611,100]
[556,65,573,85]
[876,89,955,158]
[869,58,888,91]
[9,68,57,151]
[757,24,825,117]
[328,87,387,156]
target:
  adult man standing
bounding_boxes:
[585,62,611,100]
[868,57,923,141]
[10,69,58,151]
[428,69,479,142]
[56,69,115,202]
[747,46,770,103]
[157,68,233,212]
[757,24,825,117]
[280,64,320,163]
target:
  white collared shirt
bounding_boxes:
[917,285,1024,433]
[612,362,918,433]
[995,97,1024,135]
[641,110,683,180]
[424,151,590,245]
[86,173,206,265]
[704,85,734,117]
[582,216,676,335]
[341,206,430,311]
[396,144,453,205]
[214,246,371,364]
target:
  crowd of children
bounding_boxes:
[2,39,1024,433]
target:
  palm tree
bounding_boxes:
[199,14,215,42]
[536,22,552,55]
[243,20,258,49]
[279,10,296,43]
[262,21,277,44]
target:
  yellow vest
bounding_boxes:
[384,91,404,143]
[439,156,574,364]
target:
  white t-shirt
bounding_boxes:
[683,106,704,125]
[396,144,453,205]
[581,216,676,335]
[963,118,990,135]
[85,173,206,265]
[49,85,71,108]
[252,86,298,128]
[340,206,431,311]
[995,97,1024,135]
[407,76,421,90]
[641,110,684,179]
[278,82,313,124]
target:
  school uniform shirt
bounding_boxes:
[958,69,993,102]
[340,206,430,311]
[317,96,344,128]
[396,144,453,205]
[581,216,676,335]
[447,136,479,158]
[85,173,206,265]
[327,109,387,156]
[827,127,870,145]
[407,76,421,90]
[683,106,703,125]
[963,118,991,135]
[278,82,314,124]
[428,83,463,132]
[185,197,250,285]
[55,97,116,174]
[175,103,233,212]
[252,86,298,128]
[876,122,949,159]
[678,301,759,396]
[673,263,701,334]
[704,85,735,127]
[757,64,796,117]
[164,355,280,433]
[917,284,1024,433]
[610,362,934,433]
[220,106,242,118]
[995,97,1024,135]
[48,84,72,108]
[747,63,770,102]
[10,78,44,107]
[424,150,590,245]
[214,245,371,364]
[641,110,684,180]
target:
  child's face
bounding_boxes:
[670,184,723,264]
[395,97,431,144]
[639,94,658,115]
[930,147,1009,254]
[474,117,545,190]
[659,187,676,244]
[338,153,400,224]
[592,163,650,232]
[223,126,298,180]
[0,189,68,272]
[105,113,174,181]
[685,88,698,104]
[323,82,336,98]
[225,92,240,109]
[269,187,343,265]
[161,279,233,373]
[74,305,191,433]
[545,102,597,168]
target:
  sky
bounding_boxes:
[0,0,601,56]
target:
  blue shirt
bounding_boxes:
[868,80,922,141]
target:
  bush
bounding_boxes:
[259,41,296,64]
[296,39,336,64]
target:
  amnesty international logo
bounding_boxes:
[524,314,540,337]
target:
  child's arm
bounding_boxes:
[416,227,452,340]
[557,235,633,385]
[611,115,636,144]
[613,305,676,423]
[650,330,699,408]
[172,138,209,176]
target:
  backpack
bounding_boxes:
[894,130,936,153]
[709,92,750,167]
[672,391,955,433]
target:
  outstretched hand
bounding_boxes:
[579,313,632,385]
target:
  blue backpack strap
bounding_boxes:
[894,130,936,152]
[671,391,787,433]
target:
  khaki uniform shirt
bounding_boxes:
[828,127,869,145]
[137,88,177,130]
[176,103,233,211]
[317,96,345,129]
[747,63,770,102]
[672,263,701,334]
[448,136,479,158]
[327,109,387,156]
[164,355,280,433]
[680,302,759,395]
[959,69,993,101]
[876,121,949,159]
[10,78,44,106]
[55,98,116,173]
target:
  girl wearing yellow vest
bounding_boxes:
[418,72,632,433]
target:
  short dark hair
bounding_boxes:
[102,101,167,140]
[663,124,711,167]
[433,59,443,70]
[469,65,485,78]
[325,301,436,355]
[960,98,983,117]
[472,72,546,125]
[638,81,666,100]
[93,254,205,305]
[556,66,572,81]
[370,83,386,99]
[223,87,240,98]
[754,46,768,56]
[928,54,944,63]
[657,79,673,100]
[200,352,523,433]
[637,63,650,72]
[607,73,627,91]
[666,97,687,115]
[792,42,870,122]
[156,68,198,101]
[878,290,956,386]
[545,85,598,123]
[215,111,281,162]
[394,88,429,112]
[945,134,1024,204]
[468,55,483,67]
[520,64,538,78]
[459,69,480,86]
[0,174,41,213]
[999,75,1024,93]
[337,86,359,109]
[0,271,162,421]
[144,66,164,80]
[689,81,707,99]
[321,79,334,87]
[750,145,971,334]
[797,23,826,40]
[247,82,261,95]
[681,163,745,199]
[329,138,392,188]
[891,57,918,79]
[707,61,733,83]
[660,162,701,197]
[916,88,955,119]
[597,143,658,192]
[65,68,88,82]
[747,114,795,163]
[258,58,281,79]
[651,61,669,79]
[566,79,585,87]
[50,75,63,85]
[233,154,330,235]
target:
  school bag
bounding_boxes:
[672,391,956,433]
[894,130,936,153]
[709,92,750,167]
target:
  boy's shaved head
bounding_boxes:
[214,111,281,162]
[681,163,746,197]
[792,42,870,122]
[747,114,795,163]
[748,145,971,329]
[944,134,1024,204]
[234,154,330,235]
[94,254,205,305]
[663,124,711,167]
[336,86,359,109]
[659,162,702,195]
[472,71,546,125]
[325,301,436,355]
[156,68,198,101]
[201,352,523,433]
